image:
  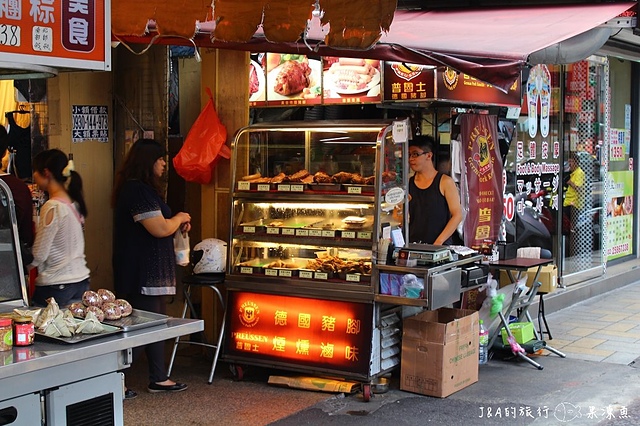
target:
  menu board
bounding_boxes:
[249,53,322,107]
[322,57,382,104]
[249,55,521,108]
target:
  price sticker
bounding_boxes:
[277,184,291,192]
[345,274,361,282]
[266,227,280,235]
[282,228,295,235]
[265,269,278,276]
[290,184,304,192]
[237,181,251,191]
[299,270,313,279]
[342,231,356,239]
[279,269,293,277]
[314,272,329,280]
[243,226,256,234]
[240,267,253,274]
[309,229,322,237]
[347,186,362,194]
[296,229,309,237]
[257,184,270,192]
[357,231,372,240]
[321,230,336,238]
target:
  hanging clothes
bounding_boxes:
[31,113,48,157]
[6,112,32,180]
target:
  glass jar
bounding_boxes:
[0,317,13,351]
[13,316,34,346]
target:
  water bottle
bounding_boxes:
[479,319,489,364]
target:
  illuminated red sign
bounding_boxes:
[436,67,521,107]
[225,291,373,375]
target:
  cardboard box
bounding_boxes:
[526,265,557,293]
[401,308,479,398]
[501,322,535,345]
[499,264,558,293]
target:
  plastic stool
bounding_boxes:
[167,272,225,384]
[537,292,552,340]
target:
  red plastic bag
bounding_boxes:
[173,88,231,184]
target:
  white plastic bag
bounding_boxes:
[174,231,190,266]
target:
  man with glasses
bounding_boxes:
[407,135,463,245]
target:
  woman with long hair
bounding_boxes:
[30,149,90,307]
[112,138,191,395]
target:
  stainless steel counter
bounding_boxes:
[0,318,203,399]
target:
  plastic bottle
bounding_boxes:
[478,319,489,364]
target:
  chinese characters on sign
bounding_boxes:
[383,62,435,102]
[0,0,108,70]
[460,114,504,248]
[71,105,108,143]
[226,292,373,375]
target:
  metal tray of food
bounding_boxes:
[307,183,342,192]
[35,320,123,344]
[101,309,169,332]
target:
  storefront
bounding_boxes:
[100,2,640,350]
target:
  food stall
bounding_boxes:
[222,120,482,399]
[0,179,203,424]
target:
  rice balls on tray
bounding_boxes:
[74,289,133,321]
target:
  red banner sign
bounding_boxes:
[460,114,504,247]
[225,291,373,375]
[382,62,435,102]
[0,0,109,70]
[436,67,521,107]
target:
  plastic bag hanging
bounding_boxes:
[174,231,190,266]
[173,88,231,184]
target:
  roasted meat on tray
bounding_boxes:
[285,169,310,182]
[331,171,355,184]
[313,171,332,183]
[274,61,311,95]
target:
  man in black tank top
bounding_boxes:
[407,135,463,245]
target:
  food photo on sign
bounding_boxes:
[323,57,381,103]
[263,53,322,105]
[249,54,266,104]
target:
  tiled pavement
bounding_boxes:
[543,280,640,365]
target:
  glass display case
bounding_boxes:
[228,120,408,299]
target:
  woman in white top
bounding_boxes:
[30,149,90,307]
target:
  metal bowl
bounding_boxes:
[371,377,389,394]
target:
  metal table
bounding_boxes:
[0,318,203,424]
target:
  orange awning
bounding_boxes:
[111,0,396,50]
[113,2,636,91]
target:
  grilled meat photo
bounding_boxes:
[274,61,312,96]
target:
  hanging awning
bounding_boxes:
[113,3,637,91]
